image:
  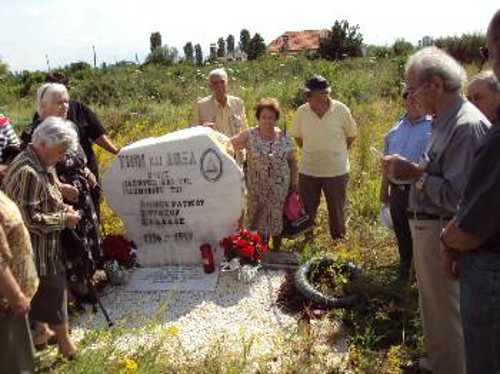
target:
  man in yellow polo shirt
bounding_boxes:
[194,68,248,164]
[292,75,357,240]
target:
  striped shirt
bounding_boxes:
[3,145,67,276]
[0,117,20,163]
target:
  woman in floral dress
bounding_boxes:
[231,98,298,250]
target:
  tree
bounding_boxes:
[0,59,8,76]
[318,20,363,60]
[418,36,434,47]
[392,38,414,56]
[144,45,178,66]
[226,34,235,54]
[217,38,226,58]
[183,42,194,64]
[239,29,251,54]
[194,44,203,66]
[209,44,217,61]
[247,33,266,60]
[150,32,162,52]
[434,33,485,64]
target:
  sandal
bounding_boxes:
[34,335,58,351]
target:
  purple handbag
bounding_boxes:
[284,191,301,221]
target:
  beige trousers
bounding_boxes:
[410,218,465,374]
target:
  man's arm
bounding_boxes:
[294,137,303,149]
[441,217,482,251]
[0,227,30,317]
[380,175,390,204]
[346,137,355,149]
[94,134,119,155]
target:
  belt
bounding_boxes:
[390,183,411,192]
[407,211,453,220]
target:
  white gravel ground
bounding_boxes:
[67,268,348,370]
[71,269,299,359]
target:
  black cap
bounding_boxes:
[303,74,330,92]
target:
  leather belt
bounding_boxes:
[390,183,411,192]
[407,211,452,220]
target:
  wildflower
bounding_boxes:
[122,358,137,372]
[166,325,180,337]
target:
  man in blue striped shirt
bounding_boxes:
[381,91,431,278]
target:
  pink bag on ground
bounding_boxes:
[283,191,301,221]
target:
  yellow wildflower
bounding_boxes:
[122,358,137,372]
[166,325,180,337]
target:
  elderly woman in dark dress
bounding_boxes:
[4,117,80,358]
[22,82,103,311]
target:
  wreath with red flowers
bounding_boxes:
[102,234,136,268]
[220,229,268,266]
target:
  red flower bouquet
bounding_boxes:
[220,229,268,266]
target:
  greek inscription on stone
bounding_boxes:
[119,153,146,169]
[166,151,196,166]
[122,179,164,195]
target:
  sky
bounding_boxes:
[0,0,498,72]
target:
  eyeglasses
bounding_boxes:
[406,82,428,98]
[402,91,409,100]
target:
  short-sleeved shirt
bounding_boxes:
[28,100,106,175]
[409,98,490,216]
[292,98,357,177]
[457,123,500,250]
[194,95,248,137]
[384,114,432,163]
[0,191,39,307]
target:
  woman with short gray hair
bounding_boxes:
[466,70,500,123]
[3,116,80,358]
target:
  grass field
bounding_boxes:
[1,54,445,372]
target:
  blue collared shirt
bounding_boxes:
[383,113,432,163]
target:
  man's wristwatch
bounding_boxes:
[415,173,428,191]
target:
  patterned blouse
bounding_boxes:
[3,145,67,276]
[0,115,20,163]
[0,192,39,308]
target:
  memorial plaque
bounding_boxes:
[102,126,245,267]
[125,266,219,292]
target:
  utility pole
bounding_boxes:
[93,45,97,68]
[45,54,51,72]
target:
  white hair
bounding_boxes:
[208,68,228,81]
[468,70,500,93]
[32,116,78,150]
[405,46,467,93]
[36,83,68,115]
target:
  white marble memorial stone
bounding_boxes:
[102,126,245,267]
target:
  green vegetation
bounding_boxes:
[1,54,480,372]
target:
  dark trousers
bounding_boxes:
[389,185,413,271]
[460,250,500,374]
[0,315,36,373]
[299,173,348,240]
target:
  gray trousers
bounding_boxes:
[410,218,465,374]
[0,315,36,374]
[298,173,348,240]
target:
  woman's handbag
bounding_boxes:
[283,191,301,221]
[282,192,314,239]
